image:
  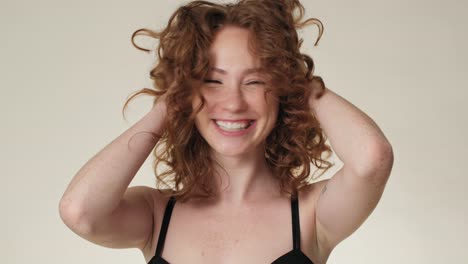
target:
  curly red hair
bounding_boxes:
[123,0,334,202]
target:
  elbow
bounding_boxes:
[351,141,394,180]
[59,198,93,235]
[376,141,394,167]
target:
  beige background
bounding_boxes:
[2,0,467,263]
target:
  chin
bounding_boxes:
[211,146,248,157]
[210,142,262,158]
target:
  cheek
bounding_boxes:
[193,114,207,140]
[193,104,211,133]
[192,94,210,122]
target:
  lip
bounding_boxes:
[213,119,255,122]
[212,119,256,137]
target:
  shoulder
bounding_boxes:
[298,179,330,203]
[147,187,174,215]
[129,186,172,213]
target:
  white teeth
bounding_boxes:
[215,120,252,131]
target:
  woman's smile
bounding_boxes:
[212,119,257,136]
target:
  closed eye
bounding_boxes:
[246,81,265,85]
[204,79,222,84]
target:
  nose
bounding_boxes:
[221,83,248,113]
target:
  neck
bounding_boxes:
[207,146,281,207]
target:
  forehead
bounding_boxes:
[208,26,261,70]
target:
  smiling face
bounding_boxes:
[193,26,279,158]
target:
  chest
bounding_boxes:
[144,197,319,264]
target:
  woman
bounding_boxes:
[59,1,394,263]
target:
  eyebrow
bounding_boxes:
[211,67,262,75]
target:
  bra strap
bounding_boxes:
[291,191,301,250]
[155,196,176,257]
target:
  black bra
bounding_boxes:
[148,192,314,264]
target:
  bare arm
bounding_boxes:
[308,86,394,254]
[59,99,166,250]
